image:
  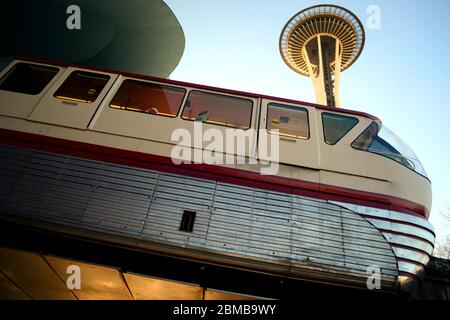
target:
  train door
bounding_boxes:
[258,99,319,169]
[28,67,118,129]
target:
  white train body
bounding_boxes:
[0,58,434,291]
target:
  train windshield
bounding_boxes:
[352,122,427,177]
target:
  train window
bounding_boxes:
[181,90,253,129]
[352,122,428,177]
[0,63,59,95]
[267,103,309,139]
[0,58,13,72]
[54,70,110,103]
[109,79,186,117]
[322,112,359,145]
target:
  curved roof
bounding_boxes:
[280,4,365,77]
[0,0,185,77]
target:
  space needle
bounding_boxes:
[280,4,365,107]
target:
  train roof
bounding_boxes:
[14,56,380,121]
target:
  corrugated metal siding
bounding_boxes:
[330,201,435,283]
[0,144,398,287]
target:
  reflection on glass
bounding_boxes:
[352,122,427,177]
[110,79,186,117]
[181,91,253,129]
[267,103,309,139]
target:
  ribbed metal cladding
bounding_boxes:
[330,202,435,281]
[0,144,399,287]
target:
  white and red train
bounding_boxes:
[0,58,434,291]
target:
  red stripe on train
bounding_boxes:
[0,128,429,219]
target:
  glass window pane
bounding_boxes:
[351,122,427,177]
[267,103,309,139]
[0,63,59,95]
[182,91,253,129]
[109,79,186,117]
[54,70,110,103]
[322,112,359,145]
[351,121,379,150]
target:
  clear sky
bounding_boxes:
[165,0,450,242]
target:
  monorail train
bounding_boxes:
[0,58,434,293]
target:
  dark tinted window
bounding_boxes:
[54,71,110,103]
[0,63,59,95]
[110,79,186,117]
[182,91,253,129]
[322,112,359,145]
[267,103,309,139]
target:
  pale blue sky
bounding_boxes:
[165,0,450,242]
